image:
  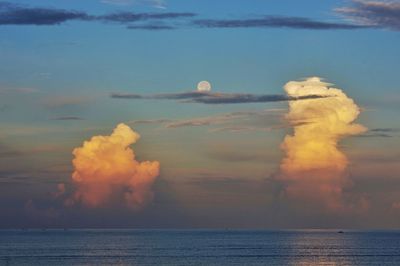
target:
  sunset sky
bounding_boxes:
[0,0,399,229]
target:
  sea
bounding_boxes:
[1,229,400,265]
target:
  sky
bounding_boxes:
[0,0,399,229]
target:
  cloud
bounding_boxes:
[355,128,399,138]
[101,0,166,9]
[164,112,253,128]
[129,112,248,128]
[357,133,393,138]
[209,125,287,133]
[6,1,395,33]
[148,0,166,9]
[0,1,374,32]
[276,77,367,211]
[127,24,175,30]
[111,91,328,104]
[101,0,135,5]
[0,143,60,159]
[0,2,90,25]
[42,96,90,109]
[0,1,192,28]
[130,109,285,132]
[336,0,400,30]
[111,91,207,100]
[370,127,399,132]
[66,123,160,209]
[50,116,84,121]
[131,119,173,125]
[0,87,38,94]
[193,15,365,30]
[99,12,195,23]
[188,93,327,104]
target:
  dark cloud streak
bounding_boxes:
[99,12,196,23]
[0,1,372,31]
[187,94,328,104]
[50,116,84,121]
[127,24,175,30]
[4,0,393,33]
[0,1,373,32]
[193,16,366,30]
[111,91,329,104]
[0,2,90,25]
[0,1,195,26]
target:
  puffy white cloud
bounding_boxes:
[277,77,367,210]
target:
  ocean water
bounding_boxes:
[1,230,400,265]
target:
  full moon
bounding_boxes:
[197,81,211,92]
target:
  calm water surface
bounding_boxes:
[1,229,400,265]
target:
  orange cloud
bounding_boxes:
[67,123,160,209]
[277,77,367,211]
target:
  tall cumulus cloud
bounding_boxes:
[277,77,367,211]
[66,123,160,210]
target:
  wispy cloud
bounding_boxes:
[0,1,378,32]
[101,0,135,6]
[50,116,84,121]
[0,143,61,159]
[130,109,287,133]
[111,91,329,104]
[0,87,38,94]
[4,1,394,32]
[129,113,242,128]
[356,127,400,138]
[127,24,175,30]
[149,0,166,9]
[101,0,166,9]
[131,119,174,125]
[112,91,207,100]
[99,12,195,23]
[42,96,91,109]
[164,111,256,128]
[370,128,399,133]
[335,0,400,30]
[209,125,282,133]
[194,16,365,30]
[0,1,191,28]
[0,2,90,25]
